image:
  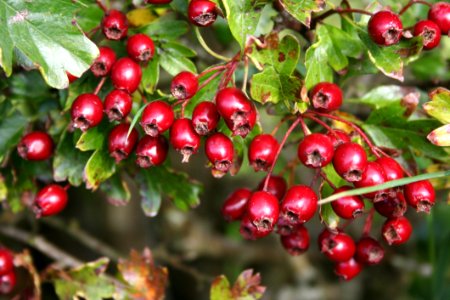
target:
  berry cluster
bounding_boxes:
[0,248,16,294]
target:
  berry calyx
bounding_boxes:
[0,249,14,276]
[333,142,368,182]
[108,123,139,163]
[127,33,155,62]
[205,133,234,174]
[354,161,387,200]
[297,133,334,168]
[169,118,201,163]
[140,100,175,136]
[171,71,199,100]
[280,225,310,255]
[135,135,169,168]
[414,20,442,50]
[245,191,279,236]
[404,180,435,213]
[319,230,356,262]
[192,101,220,135]
[382,216,412,246]
[222,188,252,221]
[104,89,133,122]
[373,189,407,218]
[33,184,68,218]
[428,2,450,35]
[368,10,403,46]
[331,186,365,219]
[248,134,279,172]
[0,271,16,294]
[257,175,287,201]
[111,57,142,93]
[70,93,104,131]
[240,213,270,240]
[327,130,351,148]
[279,185,318,227]
[101,10,128,40]
[310,82,343,112]
[90,46,116,77]
[188,0,218,27]
[355,237,384,265]
[17,131,54,161]
[334,258,362,281]
[376,157,404,181]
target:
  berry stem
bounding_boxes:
[310,169,322,188]
[242,56,249,94]
[86,26,100,38]
[93,77,107,95]
[362,208,375,236]
[399,0,432,15]
[312,7,373,26]
[298,115,311,135]
[96,0,107,12]
[271,116,295,136]
[320,171,337,190]
[198,65,226,78]
[198,69,224,91]
[304,114,339,138]
[194,27,231,62]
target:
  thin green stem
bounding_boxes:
[194,27,231,62]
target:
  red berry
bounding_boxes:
[33,184,68,218]
[245,191,279,237]
[354,162,387,200]
[376,157,403,181]
[205,133,234,174]
[355,237,384,265]
[169,118,201,163]
[382,216,412,246]
[0,271,16,294]
[104,89,132,122]
[0,249,14,276]
[140,100,175,136]
[188,0,218,27]
[333,142,368,182]
[404,180,435,213]
[248,134,279,172]
[428,2,450,35]
[310,82,343,112]
[257,175,287,201]
[90,46,116,77]
[240,213,269,240]
[368,10,403,46]
[192,101,220,135]
[298,133,334,168]
[374,189,407,218]
[215,87,257,138]
[279,185,318,227]
[331,186,365,219]
[111,58,142,93]
[334,258,362,281]
[280,225,310,255]
[414,20,442,50]
[327,130,351,148]
[67,72,78,83]
[135,135,168,168]
[127,33,155,62]
[222,188,252,221]
[171,71,199,100]
[320,231,356,262]
[71,93,103,131]
[101,10,128,40]
[108,123,139,163]
[146,0,172,3]
[17,131,54,161]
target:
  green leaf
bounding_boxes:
[304,44,333,90]
[162,41,197,57]
[279,0,326,27]
[356,85,420,109]
[100,174,131,206]
[84,148,116,190]
[141,55,160,94]
[0,0,99,89]
[424,88,450,124]
[0,111,26,163]
[137,169,162,217]
[76,121,110,152]
[319,165,346,229]
[254,4,277,37]
[210,276,233,300]
[141,18,189,40]
[159,49,196,76]
[211,269,266,300]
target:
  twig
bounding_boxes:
[194,27,231,62]
[94,77,107,95]
[399,0,432,15]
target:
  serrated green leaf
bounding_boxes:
[356,85,420,109]
[141,55,160,94]
[254,4,277,37]
[304,44,333,90]
[279,0,326,27]
[162,41,197,57]
[159,49,196,76]
[424,88,450,124]
[100,174,131,206]
[84,148,116,190]
[141,18,189,40]
[137,169,162,217]
[76,122,110,152]
[0,111,26,163]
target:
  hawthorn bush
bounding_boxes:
[0,0,449,299]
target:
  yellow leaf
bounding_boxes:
[127,8,158,27]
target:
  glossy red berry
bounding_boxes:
[188,0,218,27]
[169,118,201,163]
[279,185,318,226]
[215,87,257,138]
[240,213,270,240]
[91,46,116,77]
[111,58,142,93]
[192,101,220,135]
[355,237,384,265]
[17,131,54,161]
[327,130,351,148]
[171,71,199,100]
[127,33,155,62]
[298,133,334,168]
[146,0,172,3]
[0,271,16,294]
[333,142,368,182]
[414,20,442,50]
[382,216,413,246]
[108,123,139,163]
[104,89,132,122]
[331,186,365,219]
[374,189,407,218]
[319,231,356,262]
[257,175,287,201]
[205,133,234,173]
[354,162,387,200]
[248,134,279,172]
[0,249,14,276]
[310,82,343,112]
[280,225,310,255]
[245,191,279,236]
[135,135,168,168]
[404,180,435,213]
[428,2,450,35]
[368,10,403,46]
[101,10,128,40]
[140,100,175,136]
[334,258,362,281]
[71,93,103,131]
[33,184,68,218]
[376,157,403,181]
[222,188,252,221]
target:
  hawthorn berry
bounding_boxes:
[368,10,403,46]
[221,188,252,221]
[331,186,365,219]
[240,213,269,240]
[205,133,234,174]
[355,237,384,265]
[279,185,318,227]
[127,33,155,62]
[17,131,54,161]
[248,134,279,172]
[0,271,16,294]
[376,157,403,181]
[428,2,450,35]
[101,10,128,40]
[257,175,287,201]
[192,101,220,135]
[297,133,334,168]
[382,216,412,246]
[188,0,218,27]
[354,161,387,200]
[33,184,68,218]
[280,225,310,255]
[0,249,14,276]
[333,142,368,182]
[414,20,442,50]
[373,189,407,218]
[404,180,435,213]
[108,123,139,163]
[327,130,351,148]
[104,89,133,121]
[140,100,175,136]
[111,57,142,93]
[90,46,116,77]
[334,258,362,281]
[135,135,169,168]
[245,191,279,236]
[169,118,201,163]
[310,82,343,112]
[171,71,199,100]
[71,93,103,131]
[319,230,356,262]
